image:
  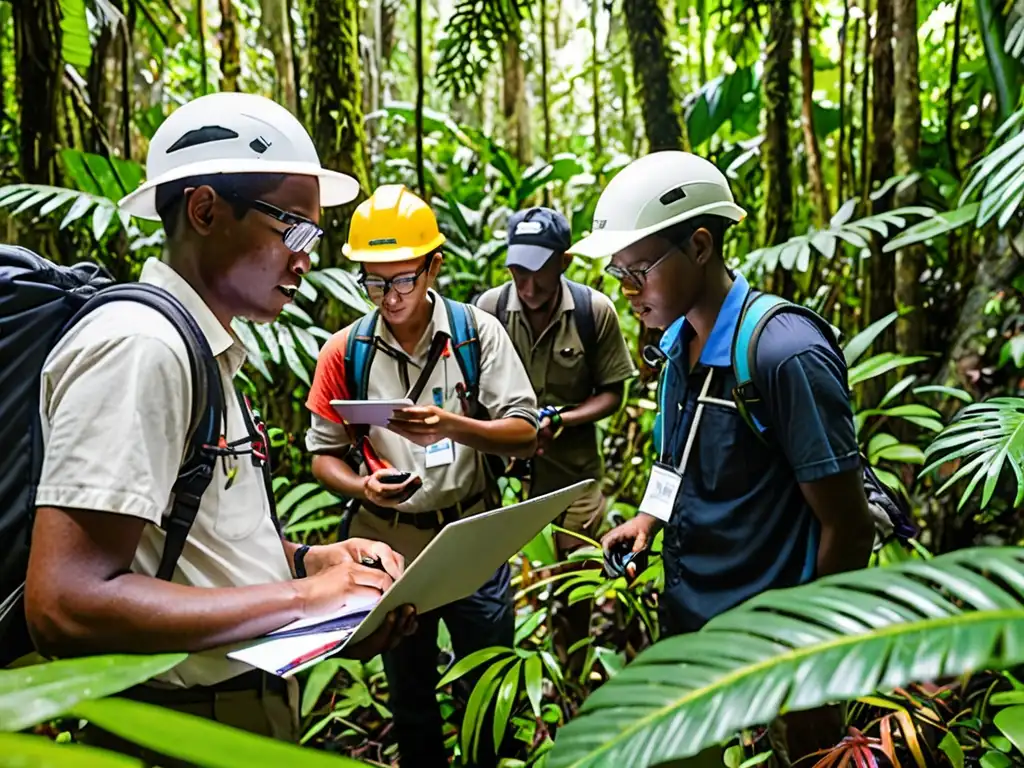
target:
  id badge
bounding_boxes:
[638,462,681,522]
[425,438,455,468]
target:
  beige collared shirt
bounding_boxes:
[305,290,538,559]
[475,278,637,495]
[36,257,292,687]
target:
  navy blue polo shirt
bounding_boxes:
[654,273,860,635]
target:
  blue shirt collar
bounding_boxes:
[660,273,751,367]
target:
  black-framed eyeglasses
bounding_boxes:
[604,245,678,296]
[227,193,324,254]
[360,258,431,301]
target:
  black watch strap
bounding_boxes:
[294,544,311,578]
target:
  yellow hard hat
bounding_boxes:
[343,184,446,263]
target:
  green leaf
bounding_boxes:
[923,398,1024,511]
[883,204,978,252]
[843,312,900,366]
[874,443,926,465]
[232,320,273,382]
[848,354,929,387]
[462,656,516,761]
[283,490,342,529]
[59,0,91,71]
[545,547,1024,768]
[277,326,310,386]
[515,608,549,645]
[524,654,544,719]
[880,376,917,408]
[913,385,974,403]
[492,661,523,752]
[72,697,367,767]
[300,660,342,717]
[939,731,965,768]
[438,647,512,688]
[92,204,116,241]
[276,482,319,516]
[0,653,186,732]
[0,733,141,767]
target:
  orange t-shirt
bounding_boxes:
[306,329,350,425]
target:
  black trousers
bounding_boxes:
[382,562,514,768]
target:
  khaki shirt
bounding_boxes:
[36,258,292,688]
[475,278,636,495]
[305,290,538,559]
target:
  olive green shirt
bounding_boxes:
[476,278,637,494]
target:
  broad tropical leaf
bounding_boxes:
[71,697,366,767]
[922,397,1024,510]
[0,733,140,767]
[882,204,980,252]
[546,547,1024,768]
[960,106,1024,228]
[744,203,937,274]
[0,185,127,239]
[59,0,91,71]
[842,311,899,366]
[0,653,185,732]
[434,0,531,98]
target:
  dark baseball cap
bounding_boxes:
[505,207,572,271]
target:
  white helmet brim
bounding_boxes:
[118,158,361,220]
[568,199,747,259]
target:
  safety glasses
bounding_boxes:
[604,245,678,296]
[229,194,324,254]
[360,258,431,302]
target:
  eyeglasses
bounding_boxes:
[604,245,679,296]
[361,258,430,302]
[227,193,324,254]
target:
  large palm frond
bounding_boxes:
[545,547,1024,768]
[922,397,1024,511]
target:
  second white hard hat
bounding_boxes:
[119,92,361,220]
[569,151,746,259]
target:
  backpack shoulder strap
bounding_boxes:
[566,280,598,375]
[443,297,482,400]
[496,283,513,329]
[344,310,380,404]
[64,284,224,582]
[730,289,842,439]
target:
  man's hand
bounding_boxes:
[363,468,420,508]
[600,514,661,580]
[535,417,555,457]
[388,406,453,447]
[303,538,406,580]
[301,560,395,617]
[344,605,418,661]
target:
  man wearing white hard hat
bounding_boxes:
[24,92,414,754]
[575,151,875,757]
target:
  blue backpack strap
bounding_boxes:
[730,290,840,441]
[443,297,481,403]
[344,310,380,403]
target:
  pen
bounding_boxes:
[276,638,344,677]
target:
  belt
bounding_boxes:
[120,669,287,706]
[361,491,485,530]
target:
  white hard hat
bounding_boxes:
[569,151,746,259]
[118,92,361,220]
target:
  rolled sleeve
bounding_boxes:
[473,308,539,426]
[592,292,638,388]
[754,319,860,483]
[36,333,191,525]
[305,412,352,453]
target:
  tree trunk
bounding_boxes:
[946,0,962,180]
[414,0,424,195]
[196,0,209,95]
[591,0,602,159]
[308,0,371,266]
[761,0,794,248]
[868,0,896,362]
[14,0,62,185]
[502,35,531,165]
[260,0,297,113]
[941,231,1023,392]
[800,0,829,225]
[623,0,688,152]
[218,0,241,90]
[893,0,924,355]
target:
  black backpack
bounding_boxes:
[0,246,224,665]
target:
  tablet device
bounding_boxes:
[226,479,596,677]
[330,398,413,427]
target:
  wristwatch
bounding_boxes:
[294,544,311,578]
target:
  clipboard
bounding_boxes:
[330,398,413,427]
[225,479,596,677]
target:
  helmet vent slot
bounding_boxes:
[166,126,241,154]
[659,186,688,206]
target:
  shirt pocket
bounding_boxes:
[693,403,769,500]
[211,471,271,541]
[545,347,589,402]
